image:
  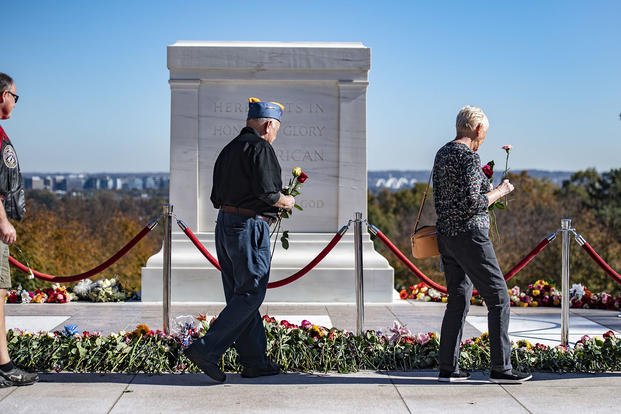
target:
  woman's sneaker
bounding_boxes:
[489,369,532,384]
[438,370,471,382]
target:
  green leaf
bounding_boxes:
[294,204,303,211]
[280,231,290,250]
[281,210,289,219]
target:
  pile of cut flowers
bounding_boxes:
[7,315,621,374]
[400,280,621,310]
[4,278,131,304]
[5,284,75,304]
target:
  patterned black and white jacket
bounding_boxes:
[432,141,491,237]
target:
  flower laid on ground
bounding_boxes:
[7,317,620,374]
[400,279,621,310]
[388,321,412,344]
[4,284,75,304]
[63,324,79,337]
[72,278,127,302]
[171,315,207,348]
[275,166,309,249]
[568,283,621,310]
[399,282,446,303]
[133,323,151,336]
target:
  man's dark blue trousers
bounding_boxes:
[189,211,271,367]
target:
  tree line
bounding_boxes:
[12,190,165,293]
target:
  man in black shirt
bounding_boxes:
[184,97,294,383]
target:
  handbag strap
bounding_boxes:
[414,172,433,232]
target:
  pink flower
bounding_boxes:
[501,144,513,152]
[415,332,430,345]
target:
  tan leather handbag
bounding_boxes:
[411,174,440,259]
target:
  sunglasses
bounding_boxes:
[5,91,18,103]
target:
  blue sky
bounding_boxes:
[3,0,620,173]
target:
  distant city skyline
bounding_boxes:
[3,1,620,173]
[21,169,574,195]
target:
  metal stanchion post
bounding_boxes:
[162,204,173,334]
[560,218,571,346]
[354,212,365,335]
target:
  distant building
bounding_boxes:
[66,174,86,191]
[23,172,170,192]
[26,176,45,190]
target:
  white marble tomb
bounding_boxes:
[141,41,395,303]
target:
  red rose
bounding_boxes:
[297,171,309,183]
[482,164,493,178]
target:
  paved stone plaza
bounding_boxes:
[2,301,620,413]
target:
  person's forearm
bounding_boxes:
[486,187,506,206]
[0,200,8,223]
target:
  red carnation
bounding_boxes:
[297,171,309,183]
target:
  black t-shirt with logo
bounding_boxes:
[0,125,25,220]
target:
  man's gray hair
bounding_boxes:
[0,73,13,93]
[249,118,271,124]
[456,106,489,135]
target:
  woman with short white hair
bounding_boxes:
[432,106,531,384]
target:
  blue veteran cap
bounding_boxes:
[247,97,284,122]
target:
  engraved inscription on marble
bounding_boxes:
[198,83,339,232]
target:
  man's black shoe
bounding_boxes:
[0,378,11,388]
[183,345,226,383]
[489,369,532,384]
[241,360,281,378]
[438,369,471,382]
[0,367,39,386]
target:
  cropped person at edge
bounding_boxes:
[0,72,39,388]
[183,97,294,383]
[432,106,532,384]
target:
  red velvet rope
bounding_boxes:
[503,237,552,281]
[266,232,344,289]
[180,226,221,271]
[178,222,346,289]
[372,226,553,295]
[372,228,449,293]
[8,220,157,283]
[581,242,621,285]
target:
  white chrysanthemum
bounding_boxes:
[21,291,32,303]
[570,283,585,299]
[73,279,94,297]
